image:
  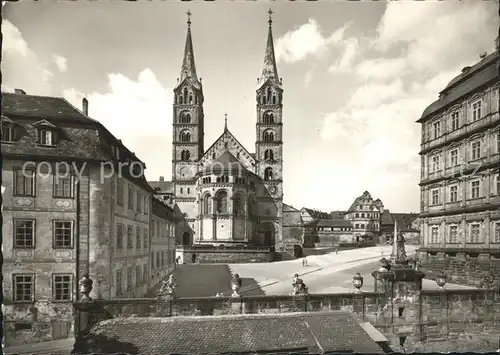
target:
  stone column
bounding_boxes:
[244,200,248,241]
[212,197,217,241]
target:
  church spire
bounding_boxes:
[178,10,200,86]
[260,9,279,83]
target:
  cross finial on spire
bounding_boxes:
[268,9,273,27]
[186,10,192,27]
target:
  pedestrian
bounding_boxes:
[302,257,308,266]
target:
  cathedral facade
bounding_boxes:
[171,12,284,249]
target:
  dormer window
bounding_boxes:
[1,116,19,143]
[39,129,56,146]
[34,119,58,147]
[1,122,16,143]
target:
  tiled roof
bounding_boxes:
[2,92,98,123]
[381,210,394,225]
[303,208,331,220]
[417,52,498,122]
[330,210,347,219]
[283,203,299,212]
[201,150,250,175]
[283,208,302,226]
[392,213,419,229]
[148,180,174,194]
[78,312,382,354]
[305,219,352,228]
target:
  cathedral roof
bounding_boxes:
[199,150,251,176]
[175,12,201,90]
[200,128,256,168]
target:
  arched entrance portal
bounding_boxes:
[259,223,275,248]
[183,232,190,246]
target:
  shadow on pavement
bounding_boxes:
[239,278,266,296]
[174,264,233,297]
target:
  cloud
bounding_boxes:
[275,19,348,64]
[328,37,359,73]
[52,54,68,73]
[319,1,497,210]
[63,69,173,180]
[1,20,54,95]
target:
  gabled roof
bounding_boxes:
[302,208,331,220]
[391,213,419,229]
[380,209,394,225]
[200,150,250,175]
[78,312,382,354]
[330,210,347,219]
[283,203,299,212]
[200,128,256,166]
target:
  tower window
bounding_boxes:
[179,130,191,142]
[181,150,190,161]
[179,96,183,104]
[264,167,273,181]
[183,88,188,103]
[189,94,193,104]
[180,112,192,123]
[267,87,272,103]
[212,153,216,159]
[263,112,274,124]
[263,130,275,142]
[264,149,274,160]
[272,94,276,104]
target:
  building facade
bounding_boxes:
[0,91,175,346]
[149,197,177,290]
[417,49,500,287]
[344,191,384,242]
[157,12,284,249]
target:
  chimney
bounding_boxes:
[479,52,487,59]
[82,98,88,115]
[159,176,164,182]
[14,89,26,95]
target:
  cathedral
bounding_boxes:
[170,10,284,249]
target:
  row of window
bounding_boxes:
[13,219,73,249]
[354,223,379,229]
[428,221,500,244]
[428,92,499,141]
[1,123,57,146]
[258,87,282,105]
[176,111,278,125]
[13,169,73,198]
[352,212,380,219]
[314,227,352,232]
[116,179,149,214]
[12,274,72,303]
[428,134,500,173]
[175,88,198,105]
[428,174,500,205]
[116,224,149,251]
[151,218,174,239]
[201,192,248,215]
[177,129,278,143]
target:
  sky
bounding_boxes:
[2,1,498,213]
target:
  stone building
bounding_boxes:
[0,90,175,346]
[344,191,384,242]
[417,48,500,287]
[154,12,284,249]
[150,197,177,290]
[380,211,420,244]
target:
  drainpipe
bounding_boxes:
[75,175,81,300]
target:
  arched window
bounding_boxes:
[267,87,272,102]
[263,130,275,142]
[272,94,276,104]
[203,195,212,215]
[180,112,192,123]
[264,167,273,181]
[179,96,183,104]
[183,88,188,103]
[264,149,274,160]
[263,112,274,124]
[233,195,243,215]
[189,94,193,104]
[180,130,191,142]
[216,191,228,213]
[212,153,216,159]
[181,150,190,161]
[262,96,266,104]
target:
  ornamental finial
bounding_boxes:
[268,9,273,27]
[186,10,192,28]
[224,112,228,131]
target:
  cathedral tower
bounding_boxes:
[255,9,284,247]
[172,11,204,239]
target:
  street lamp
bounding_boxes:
[436,272,447,289]
[352,273,364,291]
